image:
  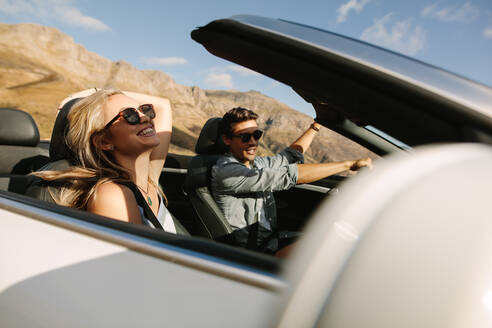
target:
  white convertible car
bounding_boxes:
[1,15,492,327]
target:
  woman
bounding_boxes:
[35,88,180,233]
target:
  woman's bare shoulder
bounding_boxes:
[94,181,131,194]
[87,182,142,224]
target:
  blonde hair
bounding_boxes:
[34,89,165,209]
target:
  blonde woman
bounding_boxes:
[35,88,184,234]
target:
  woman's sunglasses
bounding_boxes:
[104,104,155,129]
[231,129,263,143]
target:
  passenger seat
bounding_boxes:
[0,108,49,193]
[24,98,81,202]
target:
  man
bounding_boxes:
[211,107,372,254]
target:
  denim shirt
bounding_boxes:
[211,148,304,251]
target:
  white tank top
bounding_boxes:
[139,195,177,233]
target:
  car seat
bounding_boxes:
[0,108,49,193]
[24,98,81,201]
[184,118,234,240]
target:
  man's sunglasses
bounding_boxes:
[231,129,263,143]
[104,104,155,129]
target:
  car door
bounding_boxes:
[0,191,283,327]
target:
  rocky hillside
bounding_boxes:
[0,22,375,162]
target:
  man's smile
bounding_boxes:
[245,147,257,155]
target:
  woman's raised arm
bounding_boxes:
[123,91,173,183]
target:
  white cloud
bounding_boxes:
[484,27,492,39]
[421,3,437,17]
[421,1,479,23]
[205,72,233,89]
[141,57,188,66]
[0,0,110,31]
[361,13,426,56]
[226,65,260,76]
[336,0,370,24]
[56,6,110,31]
[202,65,261,88]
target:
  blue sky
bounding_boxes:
[0,0,491,116]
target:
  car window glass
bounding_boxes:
[365,125,412,150]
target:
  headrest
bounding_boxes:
[0,108,40,147]
[49,97,82,161]
[195,117,228,155]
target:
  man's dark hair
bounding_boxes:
[221,107,259,137]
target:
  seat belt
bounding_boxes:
[119,181,164,230]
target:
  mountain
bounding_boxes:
[0,22,375,161]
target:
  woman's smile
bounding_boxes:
[137,124,156,137]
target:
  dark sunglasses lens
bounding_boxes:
[253,130,263,140]
[240,130,263,142]
[140,104,155,119]
[122,108,139,124]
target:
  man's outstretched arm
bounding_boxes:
[296,158,372,184]
[289,122,322,153]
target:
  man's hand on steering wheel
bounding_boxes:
[349,157,373,172]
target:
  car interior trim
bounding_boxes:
[294,184,330,194]
[162,167,188,174]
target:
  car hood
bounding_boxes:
[191,15,492,150]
